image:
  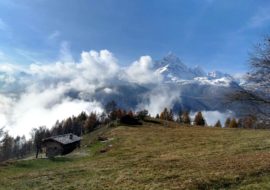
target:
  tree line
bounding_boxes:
[157,108,257,129]
[0,128,33,162]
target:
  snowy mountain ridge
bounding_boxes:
[154,53,235,87]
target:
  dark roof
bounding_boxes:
[43,133,81,145]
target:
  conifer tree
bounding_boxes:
[214,120,222,128]
[224,118,231,128]
[237,118,244,128]
[168,109,174,121]
[194,111,206,126]
[136,110,149,120]
[128,110,134,117]
[84,112,99,132]
[0,132,13,160]
[229,118,238,128]
[32,126,50,158]
[181,111,191,125]
[160,108,169,120]
[243,116,256,129]
[116,109,123,119]
[109,110,118,121]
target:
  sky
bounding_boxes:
[0,0,270,74]
[1,0,270,137]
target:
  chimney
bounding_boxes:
[69,134,73,139]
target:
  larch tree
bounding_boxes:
[214,120,222,128]
[128,110,134,117]
[136,110,149,120]
[0,132,13,161]
[229,118,238,128]
[168,109,174,121]
[194,111,206,126]
[224,118,231,128]
[32,126,51,158]
[180,111,191,125]
[84,112,99,133]
[160,108,174,121]
[160,108,169,120]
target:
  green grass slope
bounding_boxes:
[2,122,270,189]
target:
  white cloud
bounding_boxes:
[0,63,105,138]
[4,97,102,138]
[59,41,74,62]
[249,7,270,28]
[136,85,181,115]
[125,56,162,84]
[0,18,8,31]
[0,49,122,138]
[48,30,60,40]
[104,88,113,94]
[79,49,119,81]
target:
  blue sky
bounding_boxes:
[0,0,270,74]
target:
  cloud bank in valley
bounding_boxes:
[0,49,163,137]
[190,110,234,127]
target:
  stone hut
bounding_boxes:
[42,133,81,158]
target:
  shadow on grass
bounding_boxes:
[14,157,73,169]
[196,169,270,190]
[47,157,73,162]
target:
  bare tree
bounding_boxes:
[229,37,270,123]
[248,37,270,94]
[0,127,3,140]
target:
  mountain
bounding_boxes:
[207,70,233,79]
[154,53,235,87]
[154,53,206,81]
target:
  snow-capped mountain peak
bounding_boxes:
[207,71,233,79]
[194,77,233,87]
[192,65,206,77]
[154,54,206,81]
[155,53,188,70]
[154,54,235,86]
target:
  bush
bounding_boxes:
[120,115,142,125]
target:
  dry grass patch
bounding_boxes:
[1,124,270,189]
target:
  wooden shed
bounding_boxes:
[42,133,81,158]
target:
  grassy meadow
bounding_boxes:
[2,121,270,189]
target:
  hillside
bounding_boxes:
[2,122,270,189]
